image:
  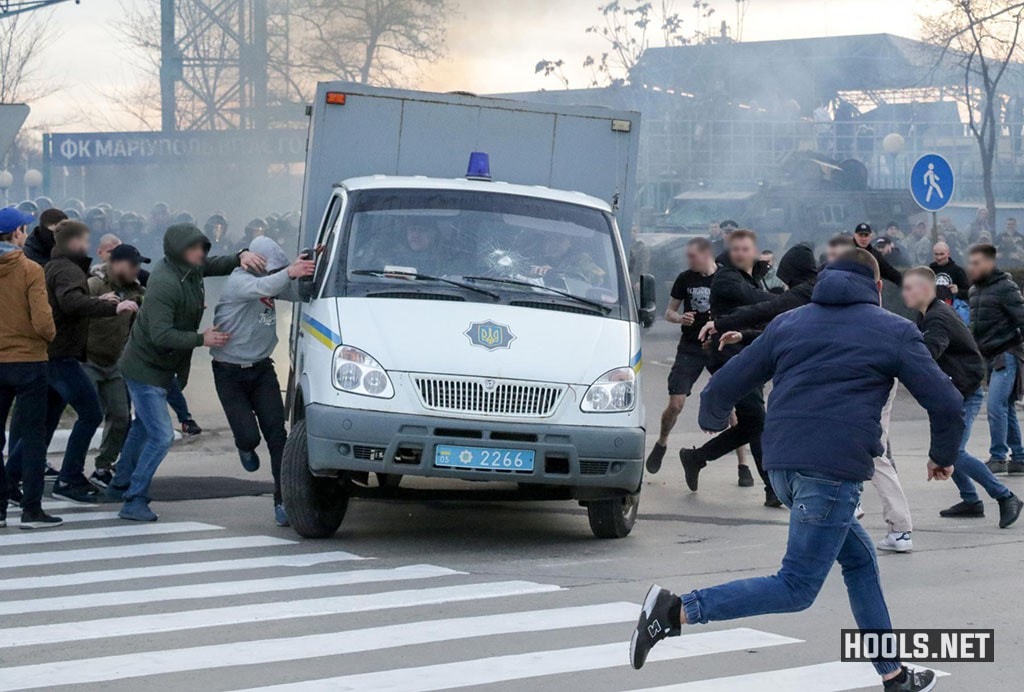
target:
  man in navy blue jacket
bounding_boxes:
[630,249,963,692]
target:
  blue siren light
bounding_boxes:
[466,152,492,181]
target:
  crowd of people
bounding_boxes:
[9,198,300,263]
[633,219,1024,692]
[0,203,313,529]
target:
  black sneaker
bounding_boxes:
[764,486,783,508]
[89,469,114,489]
[0,512,5,529]
[883,666,936,692]
[986,458,1008,474]
[239,449,261,473]
[19,509,63,530]
[43,464,60,479]
[646,443,667,474]
[629,585,681,670]
[1008,461,1024,475]
[181,419,202,437]
[679,449,705,491]
[939,500,985,518]
[7,485,23,507]
[738,464,754,487]
[51,481,99,504]
[998,493,1023,529]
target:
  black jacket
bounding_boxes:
[44,250,118,360]
[714,245,818,335]
[865,243,903,286]
[969,269,1024,359]
[22,226,55,267]
[918,298,985,398]
[929,259,970,302]
[709,254,772,365]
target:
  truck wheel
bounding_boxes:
[282,420,349,538]
[587,492,639,539]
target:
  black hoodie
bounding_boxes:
[22,226,55,267]
[714,244,819,334]
[709,252,773,365]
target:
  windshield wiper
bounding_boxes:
[351,269,501,301]
[461,275,612,314]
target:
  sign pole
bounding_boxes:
[932,211,938,245]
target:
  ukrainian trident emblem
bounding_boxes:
[464,320,516,351]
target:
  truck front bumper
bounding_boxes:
[304,404,644,493]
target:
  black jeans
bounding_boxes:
[212,359,286,504]
[1,362,49,513]
[696,386,769,488]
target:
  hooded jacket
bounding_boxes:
[968,269,1024,359]
[713,244,818,334]
[918,298,985,398]
[211,236,299,365]
[699,260,963,481]
[44,241,118,361]
[708,252,772,366]
[22,225,55,266]
[86,263,146,367]
[0,243,55,362]
[119,223,240,388]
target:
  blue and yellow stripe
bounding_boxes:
[630,349,642,373]
[301,314,342,350]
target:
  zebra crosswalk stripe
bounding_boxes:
[0,603,639,691]
[8,511,121,526]
[0,535,295,569]
[0,580,561,649]
[0,521,221,548]
[232,629,801,692]
[0,550,366,592]
[626,661,951,691]
[0,563,459,616]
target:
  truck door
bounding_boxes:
[286,193,344,421]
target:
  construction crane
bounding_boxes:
[0,0,79,19]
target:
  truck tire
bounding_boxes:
[587,492,639,539]
[282,420,349,538]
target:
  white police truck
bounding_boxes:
[284,83,653,538]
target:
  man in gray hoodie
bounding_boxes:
[211,236,314,526]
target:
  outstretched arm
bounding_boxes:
[895,323,964,468]
[698,325,777,432]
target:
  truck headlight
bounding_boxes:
[332,346,394,398]
[580,367,636,413]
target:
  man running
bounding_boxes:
[630,248,962,692]
[902,267,1023,528]
[646,238,717,475]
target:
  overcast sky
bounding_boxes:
[27,0,931,131]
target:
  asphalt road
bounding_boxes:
[1,316,1021,691]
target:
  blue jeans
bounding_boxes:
[987,353,1024,460]
[166,377,192,424]
[0,362,49,513]
[681,469,900,677]
[111,379,175,503]
[954,388,1012,504]
[7,358,103,487]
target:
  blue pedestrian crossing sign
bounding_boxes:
[910,154,954,212]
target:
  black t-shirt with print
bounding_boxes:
[671,270,714,346]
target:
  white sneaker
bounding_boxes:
[855,504,865,520]
[877,531,913,553]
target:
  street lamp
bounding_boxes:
[882,133,905,190]
[0,170,13,204]
[23,168,43,198]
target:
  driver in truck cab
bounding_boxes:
[529,233,606,285]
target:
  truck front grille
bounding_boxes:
[413,375,564,418]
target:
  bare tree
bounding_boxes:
[923,0,1024,227]
[537,1,705,89]
[0,10,58,104]
[290,0,453,88]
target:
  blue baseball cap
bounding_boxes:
[0,207,35,234]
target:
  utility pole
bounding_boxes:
[160,0,178,132]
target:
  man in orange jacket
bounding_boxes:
[0,208,62,529]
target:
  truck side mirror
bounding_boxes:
[638,273,656,328]
[298,278,315,302]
